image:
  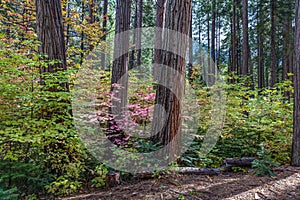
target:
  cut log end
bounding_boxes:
[105,171,121,189]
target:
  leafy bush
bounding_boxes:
[252,144,280,176]
[0,186,18,200]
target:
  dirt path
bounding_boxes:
[62,166,300,200]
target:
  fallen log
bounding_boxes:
[223,157,256,167]
[173,167,221,175]
[133,167,221,179]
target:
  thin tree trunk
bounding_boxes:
[89,0,95,51]
[270,0,276,87]
[136,0,143,70]
[257,4,265,90]
[241,0,248,76]
[236,1,241,75]
[66,2,70,47]
[211,0,216,62]
[130,0,138,70]
[231,0,237,78]
[188,10,193,82]
[80,0,85,65]
[101,0,108,70]
[292,0,300,166]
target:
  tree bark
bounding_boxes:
[257,0,265,90]
[292,0,300,166]
[100,0,108,70]
[153,0,166,81]
[188,10,193,82]
[231,0,237,80]
[110,0,131,139]
[241,0,248,76]
[89,0,95,51]
[36,0,68,91]
[136,0,143,69]
[211,0,216,62]
[152,0,192,161]
[270,0,276,87]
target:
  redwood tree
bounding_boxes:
[292,0,300,167]
[36,0,68,91]
[153,0,166,81]
[110,0,131,137]
[270,0,277,87]
[152,0,192,160]
[241,0,248,76]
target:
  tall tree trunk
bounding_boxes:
[101,0,108,70]
[65,1,70,47]
[282,1,293,85]
[270,0,276,87]
[211,0,216,62]
[292,0,300,166]
[80,0,85,65]
[36,0,68,91]
[110,0,131,139]
[153,0,166,81]
[89,0,95,51]
[130,0,138,70]
[231,0,237,79]
[236,1,241,75]
[188,9,193,82]
[241,0,248,76]
[136,0,143,70]
[152,0,192,161]
[257,3,265,90]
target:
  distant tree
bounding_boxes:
[241,0,248,76]
[292,0,300,166]
[101,0,108,70]
[270,0,276,87]
[211,0,216,62]
[257,0,265,89]
[230,0,237,79]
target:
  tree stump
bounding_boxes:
[105,170,121,189]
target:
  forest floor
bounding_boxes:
[62,166,300,200]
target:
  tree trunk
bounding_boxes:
[100,0,108,70]
[257,5,265,90]
[153,0,166,81]
[89,0,95,51]
[110,0,131,140]
[231,0,237,79]
[136,0,143,70]
[80,0,85,65]
[188,10,193,82]
[36,0,68,91]
[292,0,300,166]
[152,0,192,161]
[270,0,276,87]
[241,0,248,76]
[211,0,216,62]
[130,0,138,70]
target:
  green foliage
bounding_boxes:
[45,176,82,197]
[91,164,109,188]
[0,185,18,200]
[181,75,293,168]
[252,144,280,176]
